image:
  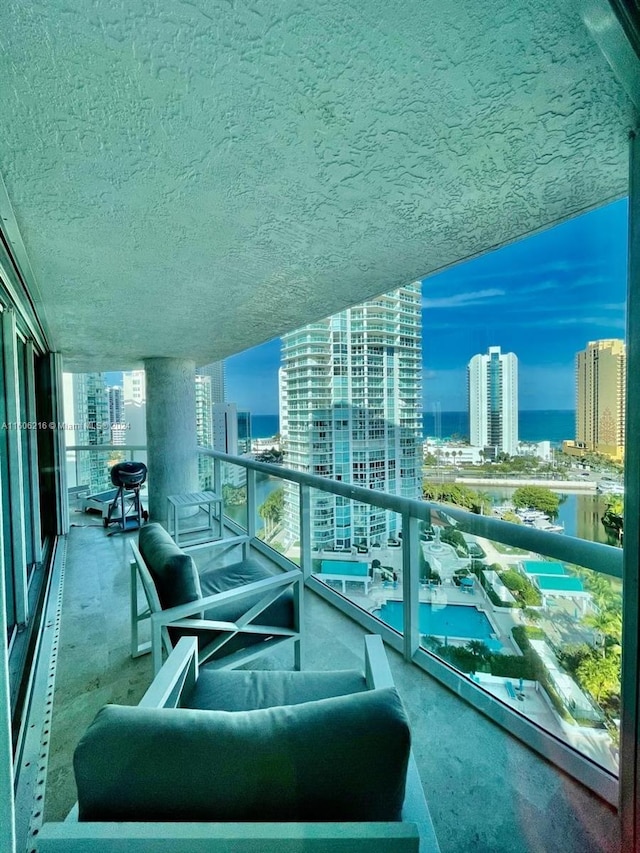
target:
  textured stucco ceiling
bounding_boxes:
[0,0,634,370]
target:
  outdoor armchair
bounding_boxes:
[37,634,441,853]
[130,522,303,673]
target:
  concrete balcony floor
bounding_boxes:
[41,522,620,853]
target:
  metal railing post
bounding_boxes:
[213,457,221,497]
[299,484,312,580]
[402,513,420,661]
[246,468,257,539]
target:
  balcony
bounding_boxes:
[15,445,623,852]
[25,500,619,853]
[2,2,639,848]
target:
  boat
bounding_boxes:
[597,482,624,495]
[529,518,564,533]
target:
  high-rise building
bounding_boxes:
[72,373,112,491]
[468,346,518,458]
[123,370,146,404]
[212,402,239,454]
[575,339,626,461]
[237,411,252,454]
[197,361,225,405]
[195,374,214,486]
[279,283,423,549]
[122,370,147,447]
[107,385,126,445]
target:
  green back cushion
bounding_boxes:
[138,523,201,609]
[184,668,367,712]
[74,688,410,823]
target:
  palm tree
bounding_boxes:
[585,574,618,610]
[466,640,490,660]
[584,609,622,656]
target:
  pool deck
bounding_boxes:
[314,544,620,777]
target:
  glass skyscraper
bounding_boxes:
[279,283,422,549]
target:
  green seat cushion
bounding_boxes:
[169,559,294,658]
[74,688,410,823]
[184,668,367,711]
[138,523,201,609]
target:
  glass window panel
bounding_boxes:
[0,330,15,633]
[16,338,33,570]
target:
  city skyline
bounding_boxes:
[226,198,627,414]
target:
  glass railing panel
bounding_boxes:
[412,517,621,776]
[218,460,248,534]
[304,490,403,608]
[66,447,144,521]
[248,470,283,550]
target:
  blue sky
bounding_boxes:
[226,199,628,414]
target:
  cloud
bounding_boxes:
[523,315,626,330]
[422,288,505,309]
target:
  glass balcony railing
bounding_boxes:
[201,447,621,805]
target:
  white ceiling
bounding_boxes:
[0,0,634,370]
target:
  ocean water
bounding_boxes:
[251,410,575,444]
[424,409,575,444]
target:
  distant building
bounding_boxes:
[423,439,551,465]
[515,440,552,462]
[237,410,252,454]
[280,283,423,549]
[423,440,484,466]
[278,367,288,443]
[468,346,518,457]
[197,361,225,405]
[107,385,126,446]
[213,401,239,454]
[195,375,214,486]
[123,370,147,447]
[123,370,145,404]
[564,339,626,461]
[72,373,111,492]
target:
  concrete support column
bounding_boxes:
[144,358,198,525]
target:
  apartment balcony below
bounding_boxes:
[24,516,620,853]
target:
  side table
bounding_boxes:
[167,490,223,547]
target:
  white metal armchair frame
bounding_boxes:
[38,635,441,853]
[130,539,303,673]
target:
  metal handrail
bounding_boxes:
[200,445,621,804]
[199,447,622,580]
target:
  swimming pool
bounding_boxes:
[375,600,500,646]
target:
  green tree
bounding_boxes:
[501,569,542,606]
[576,653,620,703]
[466,640,490,661]
[512,485,560,517]
[258,486,284,534]
[583,609,622,656]
[440,527,468,555]
[502,510,522,525]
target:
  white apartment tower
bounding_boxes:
[122,370,147,447]
[195,374,214,487]
[468,346,518,457]
[279,283,423,549]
